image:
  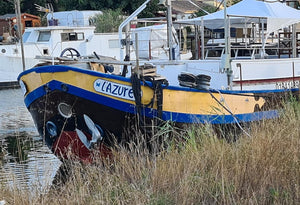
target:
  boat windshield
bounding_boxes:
[22,31,31,43]
[38,31,51,42]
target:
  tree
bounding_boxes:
[119,0,160,18]
[228,0,242,6]
[195,0,242,17]
[0,0,165,20]
[55,0,116,11]
[22,0,47,15]
[195,4,217,17]
[0,0,15,15]
[93,9,124,33]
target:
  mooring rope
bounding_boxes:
[131,72,168,130]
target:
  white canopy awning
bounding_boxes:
[177,0,300,34]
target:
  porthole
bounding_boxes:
[58,102,73,118]
[46,121,58,137]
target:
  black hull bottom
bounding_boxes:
[28,90,146,161]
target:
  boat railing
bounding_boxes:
[49,41,63,56]
[204,42,288,60]
[32,40,68,58]
[123,26,179,60]
[34,55,186,68]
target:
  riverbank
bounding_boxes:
[1,99,299,204]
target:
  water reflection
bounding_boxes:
[0,88,61,193]
[5,133,32,162]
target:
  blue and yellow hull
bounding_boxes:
[18,65,299,161]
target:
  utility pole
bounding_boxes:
[166,0,173,60]
[223,0,232,88]
[158,0,173,60]
[14,0,26,71]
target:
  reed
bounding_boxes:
[0,101,299,204]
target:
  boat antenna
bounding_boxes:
[14,0,26,71]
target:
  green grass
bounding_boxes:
[1,101,300,204]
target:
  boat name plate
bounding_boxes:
[94,79,135,101]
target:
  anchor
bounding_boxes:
[76,114,104,150]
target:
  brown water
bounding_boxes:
[0,88,61,193]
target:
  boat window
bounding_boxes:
[207,49,223,58]
[61,33,69,41]
[61,32,85,42]
[77,33,84,40]
[69,33,77,41]
[265,49,277,56]
[231,50,235,57]
[22,31,31,43]
[38,31,51,42]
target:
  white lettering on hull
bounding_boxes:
[276,80,299,89]
[94,79,135,101]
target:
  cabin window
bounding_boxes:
[22,31,31,43]
[25,20,33,27]
[69,33,77,41]
[265,49,277,56]
[77,33,84,40]
[38,31,51,42]
[207,49,223,58]
[259,23,267,31]
[231,50,235,58]
[61,32,85,42]
[43,49,49,55]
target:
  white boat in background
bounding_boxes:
[177,0,300,90]
[0,10,123,89]
[0,26,124,89]
[0,9,183,89]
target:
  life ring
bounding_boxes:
[60,48,80,58]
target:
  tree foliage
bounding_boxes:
[93,9,124,33]
[22,0,48,15]
[195,4,217,17]
[0,0,243,20]
[0,0,161,19]
[0,1,15,15]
